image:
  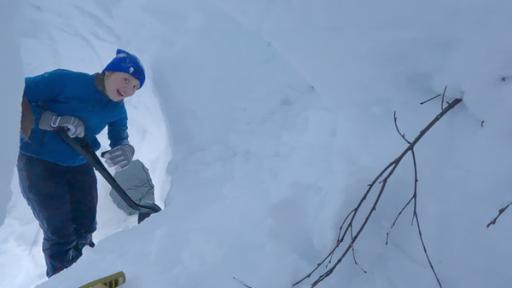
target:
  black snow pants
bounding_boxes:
[17,152,97,277]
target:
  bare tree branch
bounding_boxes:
[293,98,462,288]
[440,86,447,110]
[233,276,255,288]
[420,94,441,105]
[487,201,512,228]
[386,195,414,245]
[292,162,395,286]
[350,225,367,274]
[393,111,412,144]
[387,115,443,287]
[327,209,356,268]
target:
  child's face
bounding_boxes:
[104,72,141,102]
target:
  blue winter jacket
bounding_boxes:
[20,69,130,166]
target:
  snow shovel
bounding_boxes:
[58,130,161,223]
[106,159,157,220]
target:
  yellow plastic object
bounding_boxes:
[79,271,126,288]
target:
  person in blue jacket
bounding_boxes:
[18,49,145,277]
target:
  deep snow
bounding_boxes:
[0,0,511,287]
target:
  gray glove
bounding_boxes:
[39,111,85,138]
[102,144,135,169]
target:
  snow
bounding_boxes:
[0,0,511,287]
[0,1,24,224]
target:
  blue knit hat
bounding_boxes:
[103,49,145,88]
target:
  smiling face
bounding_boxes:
[104,72,141,102]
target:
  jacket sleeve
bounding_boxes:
[23,70,63,126]
[107,114,129,148]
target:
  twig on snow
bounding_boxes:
[293,97,462,288]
